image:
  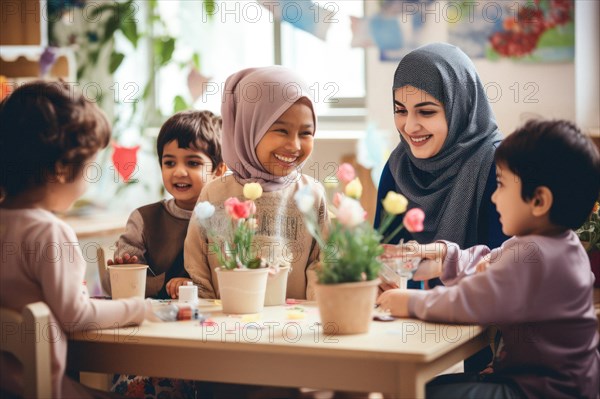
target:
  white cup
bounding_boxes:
[108,264,148,299]
[178,282,199,304]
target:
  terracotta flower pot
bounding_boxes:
[216,267,269,314]
[315,278,380,335]
[264,266,290,306]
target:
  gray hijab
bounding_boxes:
[388,42,503,247]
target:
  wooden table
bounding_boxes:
[68,301,489,398]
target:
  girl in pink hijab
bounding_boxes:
[185,66,329,301]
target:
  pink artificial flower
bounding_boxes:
[336,197,365,228]
[332,192,344,208]
[224,197,252,220]
[403,208,425,233]
[336,163,355,184]
[248,201,256,215]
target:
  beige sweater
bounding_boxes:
[184,174,328,300]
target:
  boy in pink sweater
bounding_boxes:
[0,81,153,398]
[378,119,600,398]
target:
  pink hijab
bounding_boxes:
[221,66,316,191]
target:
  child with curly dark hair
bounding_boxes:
[0,81,153,398]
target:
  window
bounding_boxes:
[140,0,366,123]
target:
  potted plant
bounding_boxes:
[195,183,273,314]
[295,164,424,334]
[576,201,600,288]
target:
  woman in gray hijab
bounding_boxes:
[375,42,507,264]
[374,42,509,374]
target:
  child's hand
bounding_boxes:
[378,281,399,293]
[107,253,139,265]
[165,278,193,299]
[376,289,410,317]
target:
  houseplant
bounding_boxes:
[576,201,600,287]
[195,182,285,313]
[295,163,424,334]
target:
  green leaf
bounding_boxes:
[102,15,120,45]
[119,18,139,48]
[192,53,201,70]
[173,95,189,113]
[155,37,176,67]
[204,0,216,18]
[109,52,125,74]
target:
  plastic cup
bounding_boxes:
[108,264,148,299]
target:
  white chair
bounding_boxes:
[0,302,52,398]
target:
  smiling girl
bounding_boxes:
[184,66,328,301]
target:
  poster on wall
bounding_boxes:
[448,0,574,61]
[350,0,574,63]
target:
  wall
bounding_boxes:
[364,1,577,144]
[367,57,575,141]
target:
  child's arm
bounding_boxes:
[437,241,493,286]
[40,222,148,330]
[101,210,147,293]
[184,213,217,299]
[110,210,147,265]
[380,238,534,324]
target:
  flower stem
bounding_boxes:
[381,222,405,245]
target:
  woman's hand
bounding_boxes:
[166,278,193,299]
[376,289,411,317]
[107,253,139,265]
[378,281,399,295]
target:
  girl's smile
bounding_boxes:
[256,100,315,177]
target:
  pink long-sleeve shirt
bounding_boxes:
[1,208,146,398]
[409,231,599,398]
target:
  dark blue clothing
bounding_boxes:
[375,160,508,288]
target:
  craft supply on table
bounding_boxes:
[178,281,199,304]
[153,303,205,322]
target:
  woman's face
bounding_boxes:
[393,86,448,159]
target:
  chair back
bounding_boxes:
[0,302,52,398]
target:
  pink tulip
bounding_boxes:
[403,208,425,233]
[336,163,355,184]
[248,200,256,215]
[224,197,251,220]
[332,192,344,208]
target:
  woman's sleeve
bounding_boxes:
[183,194,217,298]
[374,162,393,230]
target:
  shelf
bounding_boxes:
[0,46,76,81]
[0,0,47,46]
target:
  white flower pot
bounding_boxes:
[315,279,380,335]
[215,267,269,314]
[264,266,290,306]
